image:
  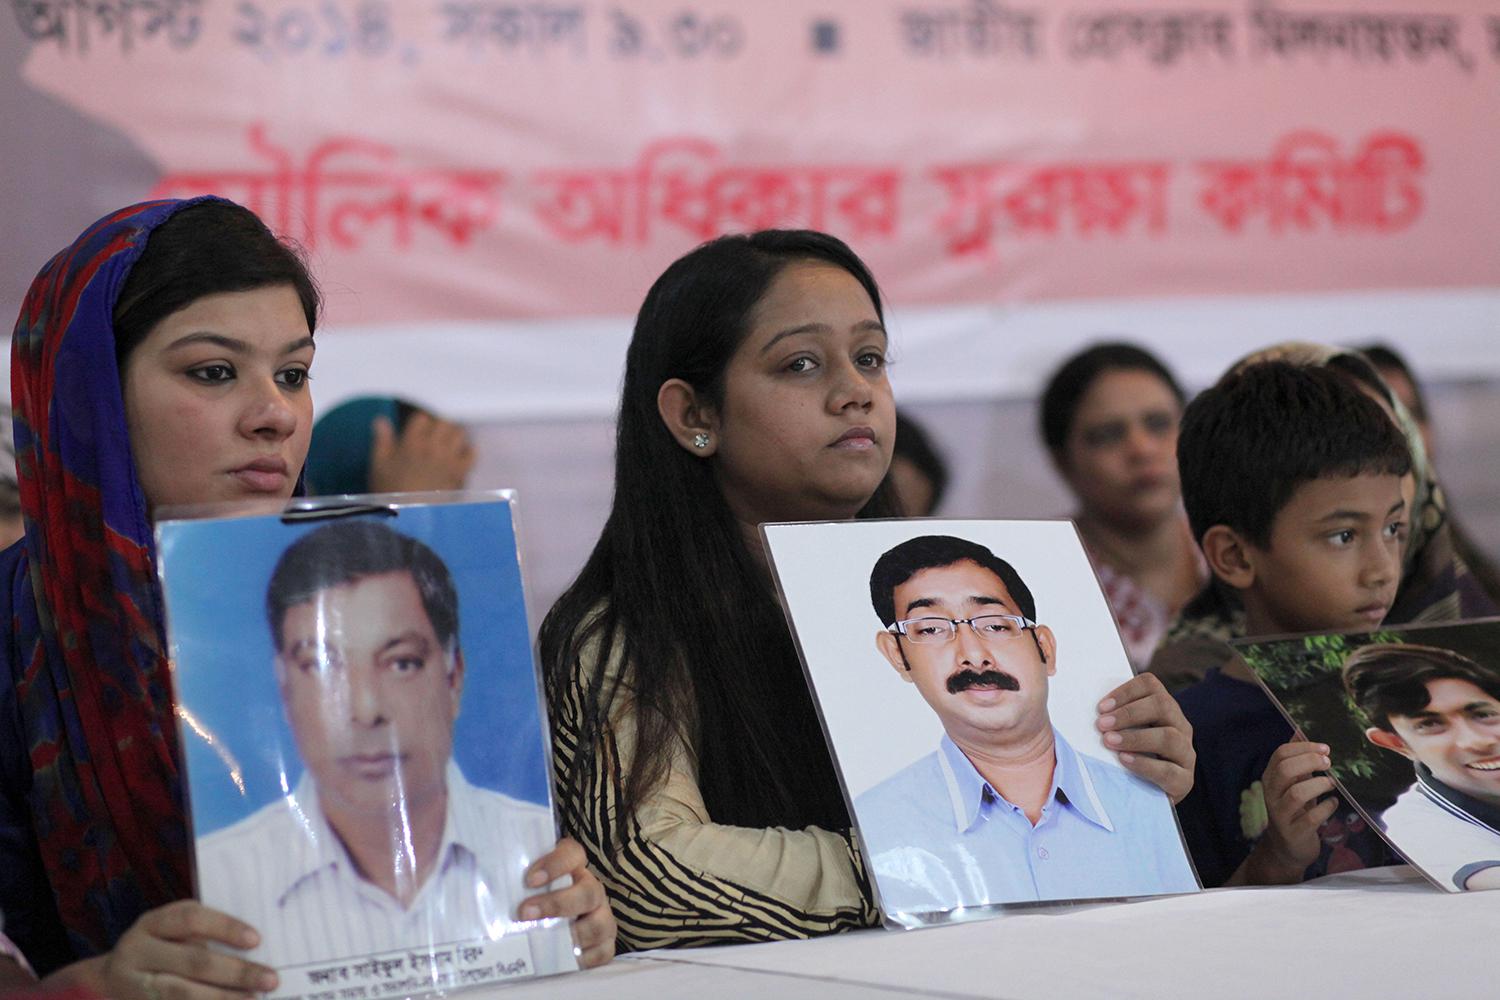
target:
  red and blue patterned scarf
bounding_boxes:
[8,199,218,955]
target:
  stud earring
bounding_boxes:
[692,432,711,450]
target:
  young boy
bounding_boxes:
[1172,361,1411,886]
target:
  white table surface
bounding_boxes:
[482,867,1496,999]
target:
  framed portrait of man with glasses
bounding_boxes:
[764,519,1199,926]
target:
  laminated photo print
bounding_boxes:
[763,520,1199,927]
[1235,619,1500,893]
[157,493,578,1000]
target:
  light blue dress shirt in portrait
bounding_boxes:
[854,729,1198,914]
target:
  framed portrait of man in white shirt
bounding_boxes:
[159,494,577,1000]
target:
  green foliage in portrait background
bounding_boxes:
[1239,630,1406,807]
[1240,620,1500,816]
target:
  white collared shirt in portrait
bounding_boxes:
[195,761,575,976]
[1379,773,1500,891]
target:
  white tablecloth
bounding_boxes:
[485,867,1496,999]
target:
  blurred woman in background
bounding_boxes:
[1039,343,1205,675]
[304,395,475,497]
[1,198,613,996]
[542,236,1197,951]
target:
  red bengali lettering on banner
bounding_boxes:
[151,124,507,249]
[931,160,1171,257]
[150,126,1423,260]
[638,137,722,241]
[529,168,633,243]
[712,167,811,235]
[1072,163,1171,234]
[151,124,297,237]
[1264,131,1344,231]
[823,168,902,240]
[1197,130,1424,235]
[1344,132,1424,230]
[929,162,1001,256]
[529,137,902,245]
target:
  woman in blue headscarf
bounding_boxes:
[305,395,474,497]
[2,198,612,997]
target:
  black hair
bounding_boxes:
[868,535,1036,626]
[114,200,320,371]
[0,407,16,523]
[892,411,950,515]
[539,229,898,837]
[1326,351,1395,408]
[266,520,458,653]
[1344,643,1500,732]
[1359,343,1429,424]
[1039,342,1185,457]
[1178,361,1411,548]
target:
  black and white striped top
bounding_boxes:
[550,652,879,951]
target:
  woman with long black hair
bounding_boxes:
[541,231,1196,950]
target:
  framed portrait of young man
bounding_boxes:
[1237,619,1500,893]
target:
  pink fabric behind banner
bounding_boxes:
[15,0,1500,329]
[6,1,1500,423]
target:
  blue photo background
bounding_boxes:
[160,498,550,837]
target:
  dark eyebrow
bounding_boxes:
[285,629,430,659]
[286,636,322,659]
[378,631,432,655]
[164,332,315,355]
[1316,509,1375,524]
[901,594,1006,617]
[1315,498,1407,525]
[758,319,886,356]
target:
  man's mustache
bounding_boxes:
[946,669,1020,694]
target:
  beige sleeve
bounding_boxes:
[553,626,876,949]
[619,699,871,915]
